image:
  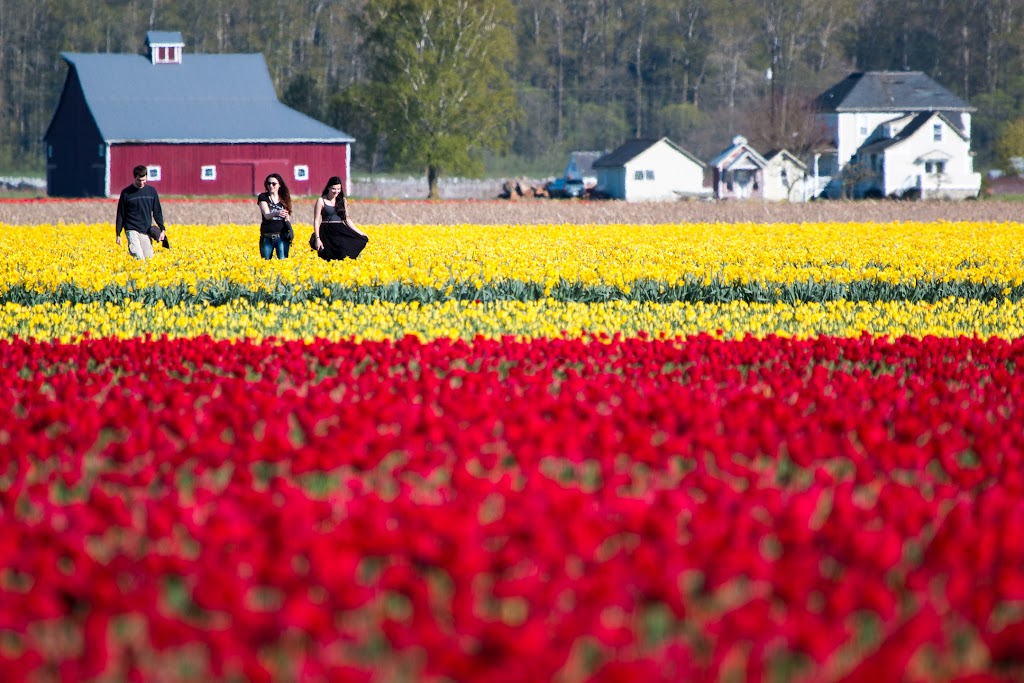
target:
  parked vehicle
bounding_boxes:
[547,177,585,199]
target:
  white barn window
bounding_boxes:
[933,124,943,141]
[645,170,655,180]
[634,170,644,181]
[147,166,161,181]
[201,165,216,180]
[294,165,309,181]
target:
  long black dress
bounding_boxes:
[317,200,368,261]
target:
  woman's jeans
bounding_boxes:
[260,234,290,259]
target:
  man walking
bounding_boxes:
[115,165,166,260]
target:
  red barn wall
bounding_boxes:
[109,143,349,197]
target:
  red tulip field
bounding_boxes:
[3,334,1024,682]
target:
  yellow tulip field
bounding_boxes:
[2,220,1024,340]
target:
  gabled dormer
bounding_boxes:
[146,31,184,65]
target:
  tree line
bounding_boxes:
[4,0,1024,185]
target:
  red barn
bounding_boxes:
[43,31,354,198]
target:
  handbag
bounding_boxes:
[282,220,294,243]
[309,231,318,250]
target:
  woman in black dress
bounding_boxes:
[312,176,368,260]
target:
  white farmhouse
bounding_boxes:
[815,71,981,199]
[593,137,708,201]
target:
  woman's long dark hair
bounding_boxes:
[264,173,292,213]
[321,176,344,199]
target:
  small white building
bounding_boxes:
[709,135,767,199]
[763,149,809,201]
[709,136,809,201]
[593,137,707,201]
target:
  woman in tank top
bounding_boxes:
[311,176,368,261]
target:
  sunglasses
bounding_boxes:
[265,181,279,186]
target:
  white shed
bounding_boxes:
[593,137,707,201]
[763,149,809,201]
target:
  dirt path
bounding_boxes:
[2,197,1022,225]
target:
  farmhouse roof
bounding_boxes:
[593,137,705,168]
[857,111,968,155]
[816,71,974,113]
[50,52,354,144]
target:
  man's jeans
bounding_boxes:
[259,234,290,260]
[127,230,154,260]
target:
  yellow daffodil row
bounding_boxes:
[4,297,1023,343]
[3,221,1024,296]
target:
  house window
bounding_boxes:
[925,161,945,174]
[645,170,655,180]
[158,46,166,61]
[933,124,942,141]
[98,144,104,157]
[201,165,216,181]
[147,166,161,181]
[168,47,177,62]
[294,165,309,181]
[634,170,644,181]
[859,125,868,136]
[47,145,53,158]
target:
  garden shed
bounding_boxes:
[43,31,354,198]
[592,137,707,201]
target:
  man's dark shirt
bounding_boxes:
[115,184,165,237]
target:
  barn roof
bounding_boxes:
[51,52,353,144]
[593,137,704,168]
[816,71,974,113]
[146,31,184,45]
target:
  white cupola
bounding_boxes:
[146,31,184,65]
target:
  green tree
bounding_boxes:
[656,102,708,144]
[360,0,517,198]
[283,72,324,120]
[995,116,1024,174]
